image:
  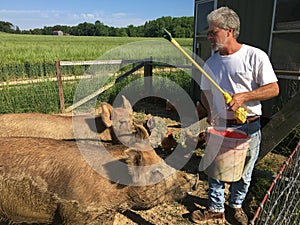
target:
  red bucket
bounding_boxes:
[203,127,250,182]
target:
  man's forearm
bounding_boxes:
[229,82,279,111]
[245,82,279,102]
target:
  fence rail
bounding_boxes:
[56,58,155,113]
[56,58,192,113]
[59,60,123,66]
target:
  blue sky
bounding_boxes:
[0,0,195,30]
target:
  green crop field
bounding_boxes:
[1,33,147,64]
[0,32,193,113]
[0,32,193,80]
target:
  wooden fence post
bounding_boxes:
[258,91,300,162]
[56,61,65,113]
[144,57,153,94]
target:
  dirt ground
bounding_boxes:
[111,153,286,225]
[111,98,287,225]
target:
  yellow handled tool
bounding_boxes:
[163,28,247,123]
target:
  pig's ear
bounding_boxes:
[124,149,143,166]
[99,103,113,128]
[121,95,133,115]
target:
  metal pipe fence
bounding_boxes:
[250,141,300,225]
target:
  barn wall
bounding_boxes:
[217,0,274,53]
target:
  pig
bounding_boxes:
[0,137,198,225]
[0,96,149,145]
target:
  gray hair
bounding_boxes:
[207,7,240,39]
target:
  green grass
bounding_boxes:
[0,80,59,113]
[0,32,147,64]
[0,32,192,64]
[0,70,192,114]
[0,32,193,81]
[0,32,193,114]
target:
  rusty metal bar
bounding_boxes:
[55,60,65,113]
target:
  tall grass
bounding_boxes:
[0,32,148,64]
[0,68,192,114]
[0,81,60,113]
[0,32,193,114]
[0,32,193,81]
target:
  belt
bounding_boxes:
[225,115,260,126]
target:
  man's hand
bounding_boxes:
[228,92,247,112]
[228,82,279,112]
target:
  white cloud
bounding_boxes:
[112,12,127,18]
[80,13,96,20]
[0,9,145,30]
[0,9,40,14]
[106,17,145,27]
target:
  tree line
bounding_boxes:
[0,16,194,38]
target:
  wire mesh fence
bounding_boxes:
[251,141,300,225]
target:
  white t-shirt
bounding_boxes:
[200,44,278,119]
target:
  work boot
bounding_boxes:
[190,209,225,224]
[232,208,248,225]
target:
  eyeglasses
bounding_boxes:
[207,29,223,37]
[207,28,228,37]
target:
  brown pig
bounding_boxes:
[0,137,198,225]
[0,96,149,144]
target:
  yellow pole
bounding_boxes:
[170,39,228,99]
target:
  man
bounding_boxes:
[190,7,279,225]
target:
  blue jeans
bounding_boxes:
[207,119,261,212]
